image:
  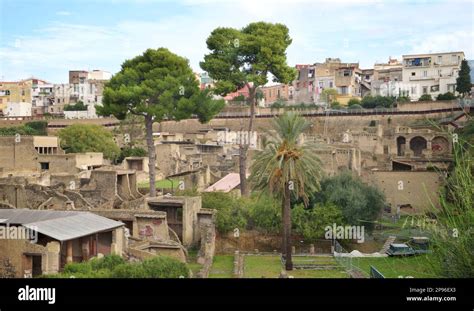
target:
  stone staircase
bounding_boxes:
[380,236,397,254]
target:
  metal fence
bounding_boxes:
[333,241,369,278]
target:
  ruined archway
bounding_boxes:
[409,136,427,157]
[431,136,449,155]
[396,136,406,156]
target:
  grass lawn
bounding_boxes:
[208,255,234,278]
[244,256,282,278]
[244,255,348,278]
[138,178,180,189]
[188,263,203,276]
[288,269,348,278]
[352,255,436,278]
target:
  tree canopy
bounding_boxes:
[97,48,224,196]
[456,59,471,96]
[200,22,296,96]
[98,48,224,123]
[58,124,120,160]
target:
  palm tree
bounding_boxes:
[250,112,323,270]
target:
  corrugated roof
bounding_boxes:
[204,173,240,193]
[0,209,123,242]
[0,209,78,225]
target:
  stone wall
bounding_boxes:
[364,170,443,213]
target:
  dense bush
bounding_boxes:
[90,254,125,270]
[140,256,189,278]
[311,172,385,232]
[436,92,457,100]
[396,96,411,103]
[64,101,88,111]
[201,192,247,233]
[58,124,120,160]
[361,95,396,108]
[45,255,187,278]
[117,146,148,163]
[347,98,361,107]
[0,121,48,136]
[246,194,281,234]
[418,94,433,101]
[292,203,343,241]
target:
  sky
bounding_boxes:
[0,0,473,83]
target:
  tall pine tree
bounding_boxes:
[456,59,471,97]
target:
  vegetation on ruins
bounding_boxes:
[292,203,343,242]
[456,59,471,97]
[116,146,147,164]
[58,124,121,161]
[98,48,224,197]
[0,121,48,136]
[307,172,385,232]
[43,255,189,278]
[200,22,297,197]
[249,112,323,270]
[428,131,474,277]
[201,192,248,234]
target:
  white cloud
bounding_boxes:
[0,0,472,83]
[56,11,72,16]
[409,31,474,56]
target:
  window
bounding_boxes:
[423,86,428,94]
[340,86,348,95]
[438,69,442,76]
[437,55,442,64]
[411,72,416,76]
[329,82,333,88]
[40,162,49,170]
[423,71,427,77]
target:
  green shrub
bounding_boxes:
[293,203,344,241]
[25,121,48,135]
[111,263,147,278]
[64,101,88,111]
[63,262,92,274]
[311,172,385,232]
[347,98,361,107]
[436,92,456,100]
[90,255,125,271]
[141,256,189,278]
[418,94,432,101]
[246,195,281,233]
[201,192,247,233]
[116,146,148,163]
[361,95,396,108]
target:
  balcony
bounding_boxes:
[408,76,435,81]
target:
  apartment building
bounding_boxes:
[0,78,49,116]
[291,58,361,105]
[259,83,290,106]
[372,58,403,96]
[54,70,111,118]
[402,52,465,100]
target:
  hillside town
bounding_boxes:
[0,4,473,302]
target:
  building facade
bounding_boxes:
[402,52,465,100]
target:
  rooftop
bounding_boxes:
[0,209,123,241]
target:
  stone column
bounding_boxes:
[66,240,73,263]
[81,237,90,261]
